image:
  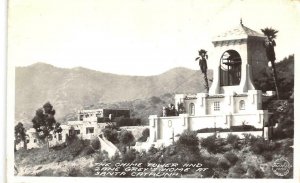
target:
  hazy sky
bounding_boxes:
[8,0,300,76]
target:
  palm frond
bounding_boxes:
[198,49,207,55]
[261,27,279,39]
[195,57,200,61]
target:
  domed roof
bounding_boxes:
[212,22,265,43]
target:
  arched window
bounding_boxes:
[189,103,195,116]
[220,50,242,86]
[239,100,245,110]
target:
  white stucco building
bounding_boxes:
[148,22,270,146]
[17,108,131,150]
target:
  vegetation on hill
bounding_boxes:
[15,130,293,178]
[14,55,294,178]
[254,54,294,100]
[15,63,212,127]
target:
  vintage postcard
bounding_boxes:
[6,0,299,182]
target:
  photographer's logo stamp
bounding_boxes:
[272,158,292,176]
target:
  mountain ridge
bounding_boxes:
[15,62,212,127]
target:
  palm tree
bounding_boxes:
[195,49,209,93]
[261,27,280,99]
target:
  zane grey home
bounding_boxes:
[16,108,130,150]
[147,22,271,147]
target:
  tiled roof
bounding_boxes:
[212,23,265,42]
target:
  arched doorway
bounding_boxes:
[220,50,242,86]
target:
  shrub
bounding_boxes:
[217,158,231,170]
[227,163,245,178]
[90,137,100,150]
[197,128,225,133]
[66,130,79,145]
[137,136,147,142]
[242,133,257,145]
[122,149,138,163]
[94,151,110,164]
[262,151,273,162]
[178,130,199,147]
[201,135,217,153]
[138,128,150,142]
[226,134,239,149]
[102,127,119,144]
[251,140,265,154]
[68,167,83,177]
[119,130,135,149]
[223,152,239,166]
[150,96,161,104]
[68,138,86,157]
[230,125,261,131]
[148,145,159,155]
[142,128,150,138]
[83,146,95,155]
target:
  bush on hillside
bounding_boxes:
[227,163,246,178]
[91,137,100,150]
[250,138,280,155]
[102,127,119,144]
[217,158,231,170]
[223,152,239,166]
[68,167,83,177]
[122,149,138,163]
[150,96,162,104]
[226,134,239,149]
[119,130,135,151]
[68,138,87,157]
[201,135,218,153]
[178,130,199,147]
[138,128,150,142]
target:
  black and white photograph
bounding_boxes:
[5,0,299,182]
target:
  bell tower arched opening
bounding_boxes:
[220,50,242,86]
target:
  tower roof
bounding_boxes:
[212,23,265,43]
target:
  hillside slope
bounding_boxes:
[15,63,212,126]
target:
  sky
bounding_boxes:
[7,0,300,76]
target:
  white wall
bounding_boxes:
[149,110,267,144]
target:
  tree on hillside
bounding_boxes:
[195,49,209,93]
[102,126,119,144]
[138,128,150,142]
[261,27,280,99]
[31,102,62,151]
[119,130,134,152]
[14,122,27,151]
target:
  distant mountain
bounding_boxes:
[15,63,212,127]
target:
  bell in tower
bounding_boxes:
[209,22,268,95]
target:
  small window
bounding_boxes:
[240,100,245,110]
[58,134,62,141]
[33,139,37,143]
[75,130,80,134]
[26,139,29,143]
[214,102,220,111]
[189,103,195,116]
[79,114,84,121]
[168,120,172,127]
[86,127,94,134]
